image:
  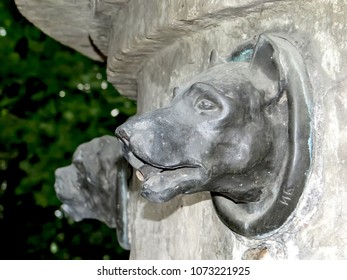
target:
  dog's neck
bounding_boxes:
[210,99,289,208]
[209,152,279,204]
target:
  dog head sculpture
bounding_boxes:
[54,135,130,249]
[116,63,274,202]
[115,34,312,236]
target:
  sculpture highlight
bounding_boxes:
[115,34,312,236]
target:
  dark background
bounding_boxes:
[0,0,135,259]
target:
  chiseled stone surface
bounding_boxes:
[15,0,347,259]
[107,0,278,99]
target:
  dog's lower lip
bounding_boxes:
[136,162,202,184]
[136,164,163,181]
[138,158,200,171]
[122,148,202,182]
[121,144,200,171]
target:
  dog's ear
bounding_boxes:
[172,87,179,99]
[208,49,227,68]
[249,34,286,103]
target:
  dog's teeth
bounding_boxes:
[136,170,145,182]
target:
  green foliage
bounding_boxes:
[0,0,135,259]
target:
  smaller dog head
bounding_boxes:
[54,136,124,228]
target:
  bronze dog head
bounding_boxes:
[116,62,276,204]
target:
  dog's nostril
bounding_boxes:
[115,126,130,146]
[115,126,124,138]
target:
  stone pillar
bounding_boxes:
[16,0,347,259]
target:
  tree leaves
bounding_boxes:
[0,0,134,259]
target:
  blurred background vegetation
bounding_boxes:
[0,0,136,259]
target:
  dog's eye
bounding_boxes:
[196,99,218,111]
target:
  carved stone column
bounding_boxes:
[15,0,347,259]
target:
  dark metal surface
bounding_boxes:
[115,33,312,237]
[54,135,130,250]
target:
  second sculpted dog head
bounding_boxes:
[116,58,278,203]
[54,136,125,227]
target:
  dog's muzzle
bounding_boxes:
[115,125,207,203]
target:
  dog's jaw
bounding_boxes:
[117,142,208,203]
[140,166,208,203]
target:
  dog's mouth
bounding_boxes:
[139,162,205,203]
[118,138,207,203]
